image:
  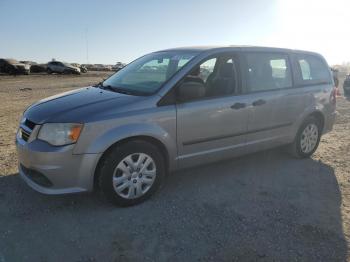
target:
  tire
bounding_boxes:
[47,68,53,74]
[98,140,165,206]
[288,116,321,158]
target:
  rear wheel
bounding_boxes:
[98,140,165,206]
[288,116,321,158]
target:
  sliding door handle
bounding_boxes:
[230,102,246,110]
[252,99,266,106]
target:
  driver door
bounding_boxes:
[176,53,250,168]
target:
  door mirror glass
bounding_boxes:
[177,81,206,102]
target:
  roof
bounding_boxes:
[156,45,322,56]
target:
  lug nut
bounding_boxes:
[138,174,142,178]
[133,179,137,183]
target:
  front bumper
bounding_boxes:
[16,131,101,195]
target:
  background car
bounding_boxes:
[47,61,81,74]
[85,64,113,71]
[30,63,47,73]
[343,74,350,96]
[112,62,126,72]
[80,65,88,73]
[0,59,30,75]
[71,63,88,73]
[20,61,48,73]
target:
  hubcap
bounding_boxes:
[112,153,156,199]
[300,123,319,154]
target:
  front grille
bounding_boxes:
[21,164,53,187]
[20,118,36,142]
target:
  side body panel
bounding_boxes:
[289,52,336,136]
[74,104,178,172]
[176,95,250,168]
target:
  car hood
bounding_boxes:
[24,87,144,124]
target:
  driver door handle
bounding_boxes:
[252,99,266,106]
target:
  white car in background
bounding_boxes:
[47,61,81,74]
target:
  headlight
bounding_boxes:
[38,123,83,146]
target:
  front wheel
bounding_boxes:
[98,140,165,206]
[288,116,321,158]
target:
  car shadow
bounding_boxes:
[0,149,347,261]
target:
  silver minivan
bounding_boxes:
[16,46,337,206]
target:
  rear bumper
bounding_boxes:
[16,133,101,195]
[323,111,337,134]
[343,85,350,92]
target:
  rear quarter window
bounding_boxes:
[295,54,331,85]
[244,52,292,93]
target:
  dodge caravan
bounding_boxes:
[16,46,337,206]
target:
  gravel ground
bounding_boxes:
[0,73,349,261]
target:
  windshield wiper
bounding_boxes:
[94,82,148,96]
[111,87,135,95]
[102,85,117,92]
[94,82,117,91]
[93,81,104,88]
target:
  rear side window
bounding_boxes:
[245,53,292,92]
[296,54,331,84]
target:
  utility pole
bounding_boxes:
[85,27,89,64]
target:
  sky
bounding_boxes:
[0,0,349,65]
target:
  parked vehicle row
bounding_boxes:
[16,46,337,207]
[0,59,30,75]
[0,58,126,75]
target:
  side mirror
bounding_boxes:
[177,81,205,102]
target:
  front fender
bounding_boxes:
[73,122,177,169]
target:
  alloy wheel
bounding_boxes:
[300,123,319,154]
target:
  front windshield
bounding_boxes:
[102,51,197,95]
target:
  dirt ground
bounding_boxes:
[0,72,349,261]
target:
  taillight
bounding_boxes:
[330,86,337,105]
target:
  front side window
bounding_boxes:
[103,52,196,95]
[296,55,331,84]
[178,54,238,102]
[198,58,216,82]
[245,53,292,92]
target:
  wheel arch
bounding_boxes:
[307,110,325,132]
[93,135,170,190]
[291,109,326,142]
